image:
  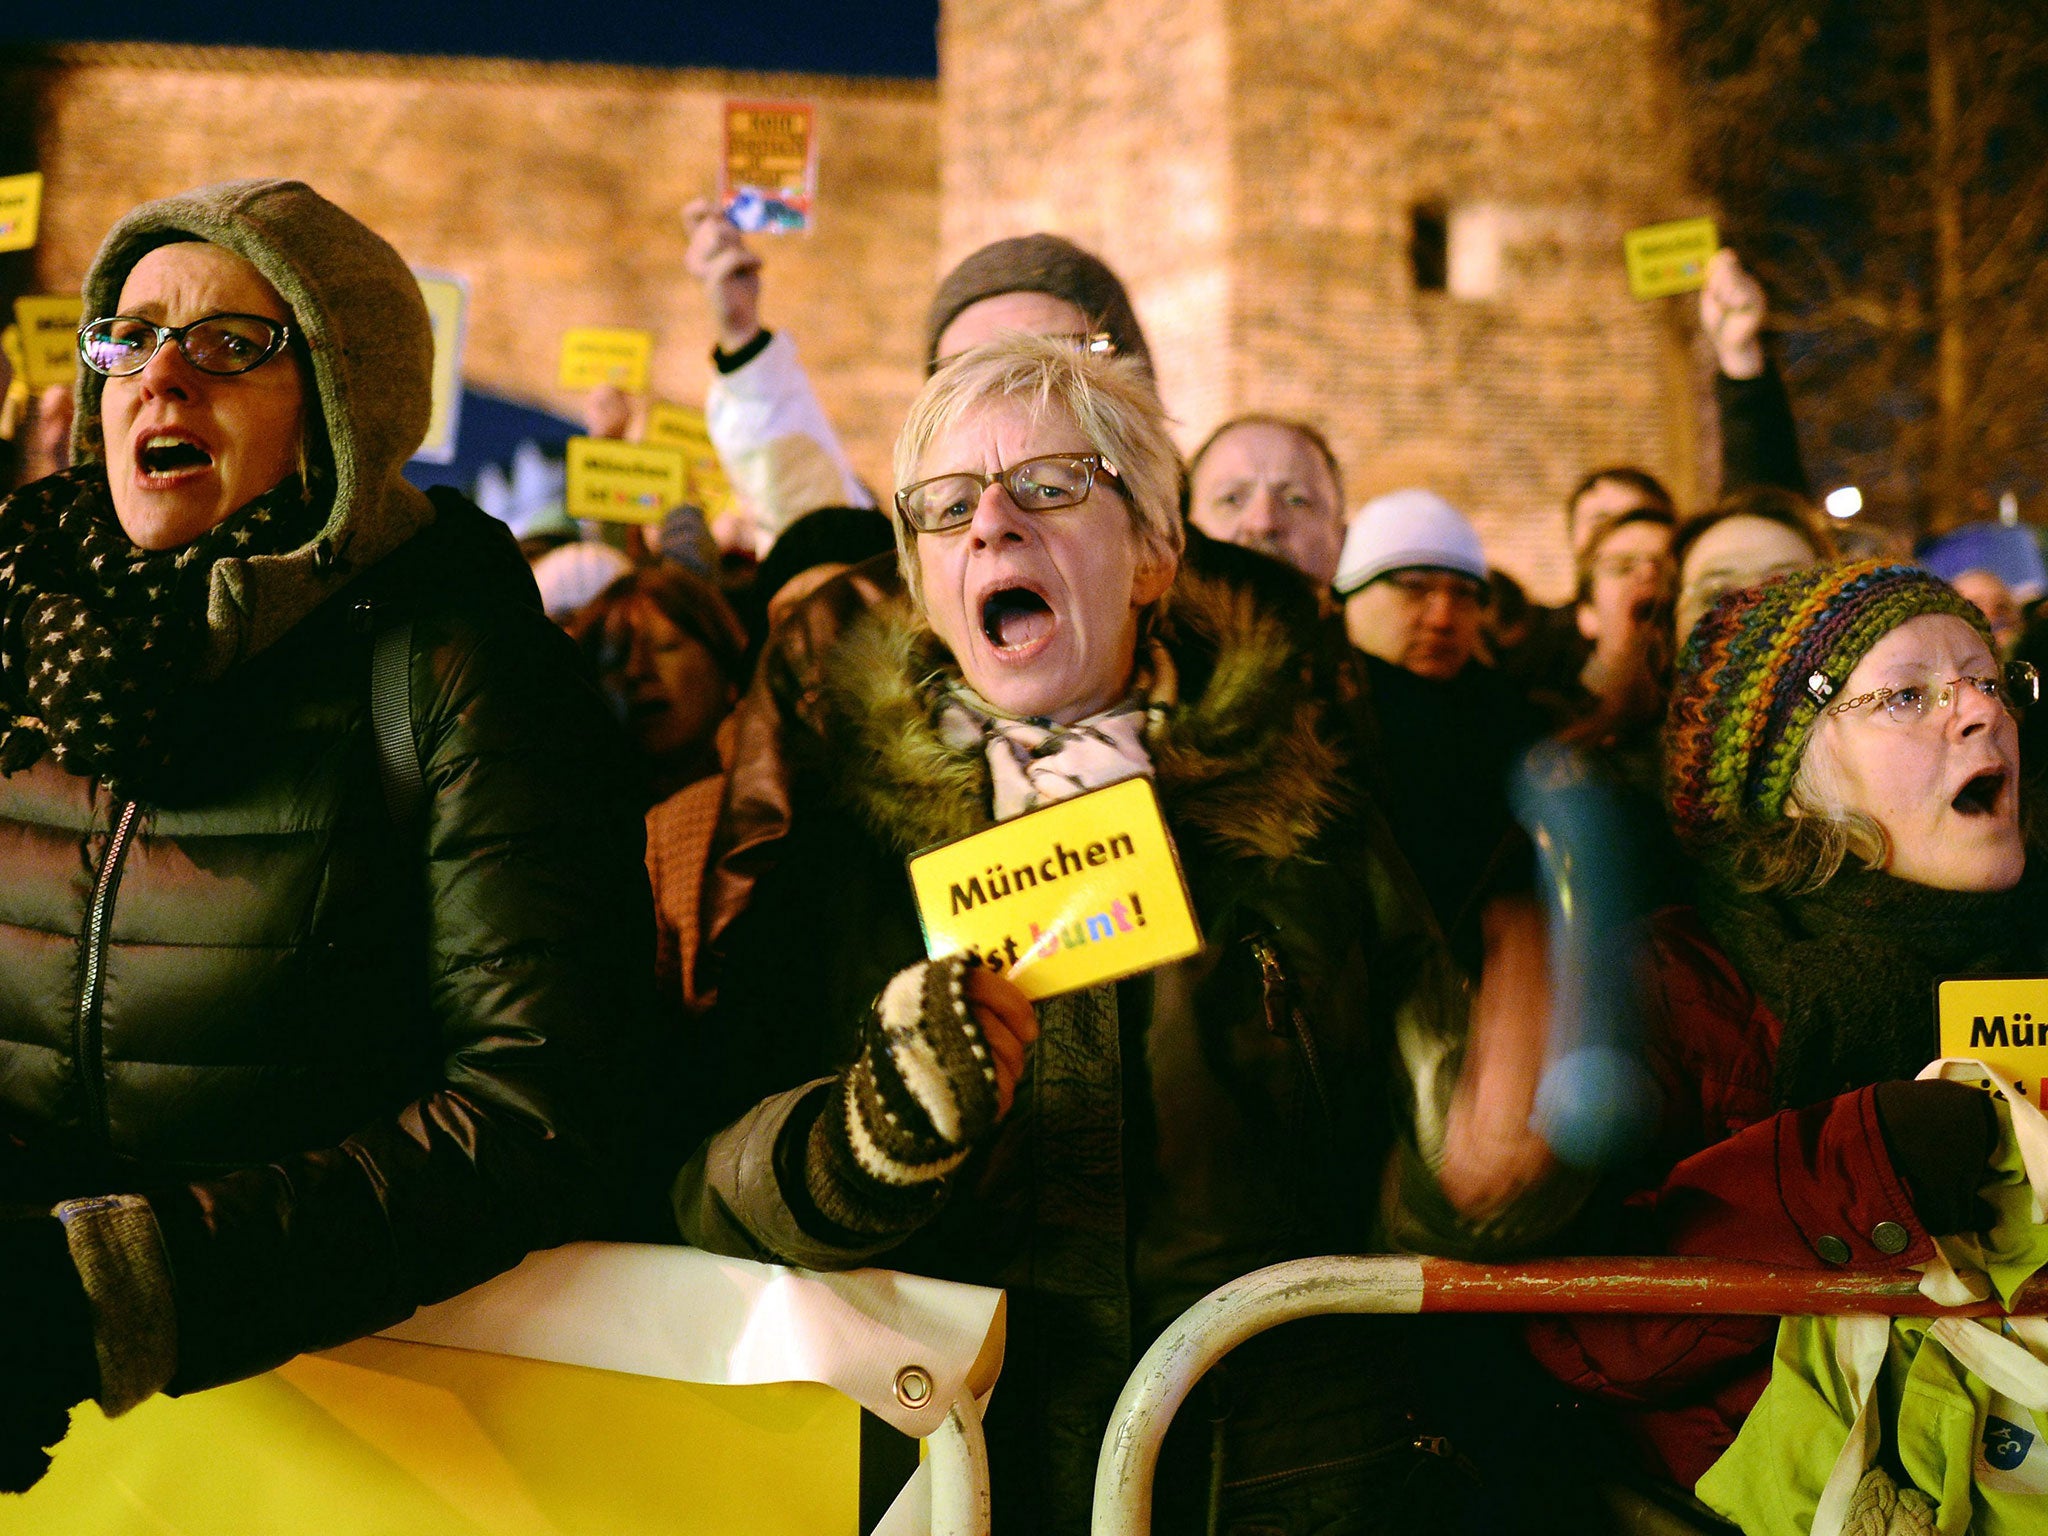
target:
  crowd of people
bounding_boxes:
[0,175,2044,1536]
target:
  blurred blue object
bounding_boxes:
[402,385,580,501]
[1916,522,2048,603]
[1510,740,1664,1170]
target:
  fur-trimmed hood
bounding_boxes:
[814,562,1350,865]
[70,179,435,676]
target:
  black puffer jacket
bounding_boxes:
[0,179,655,1397]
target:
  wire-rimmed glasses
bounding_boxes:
[1826,660,2040,725]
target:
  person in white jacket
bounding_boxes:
[681,202,1161,559]
[682,199,875,555]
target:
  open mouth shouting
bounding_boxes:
[1950,766,2011,820]
[133,431,216,486]
[979,581,1057,661]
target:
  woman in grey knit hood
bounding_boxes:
[0,180,656,1486]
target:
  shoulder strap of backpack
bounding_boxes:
[370,613,425,826]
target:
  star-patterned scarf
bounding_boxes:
[0,463,326,795]
[937,638,1177,823]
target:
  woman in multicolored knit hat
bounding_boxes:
[1525,559,2045,1504]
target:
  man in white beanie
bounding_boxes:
[1334,488,1491,680]
[1335,490,1546,967]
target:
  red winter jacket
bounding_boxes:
[1523,906,1935,1490]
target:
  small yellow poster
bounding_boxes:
[1938,978,2048,1103]
[644,399,737,515]
[566,436,688,524]
[412,269,468,465]
[11,295,81,389]
[908,778,1202,1001]
[558,326,653,392]
[0,171,43,254]
[1623,216,1719,300]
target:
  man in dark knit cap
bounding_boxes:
[922,232,1154,375]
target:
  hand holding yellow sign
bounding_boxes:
[1623,216,1719,300]
[11,296,82,391]
[1938,978,2048,1103]
[645,400,737,517]
[0,171,43,254]
[559,327,653,392]
[565,436,688,525]
[908,778,1202,1001]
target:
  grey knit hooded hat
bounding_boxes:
[924,233,1154,375]
[71,178,436,676]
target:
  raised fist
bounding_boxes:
[1700,248,1767,381]
[682,196,765,354]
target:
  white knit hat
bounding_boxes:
[530,540,633,621]
[1333,488,1487,596]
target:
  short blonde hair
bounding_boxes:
[890,334,1184,614]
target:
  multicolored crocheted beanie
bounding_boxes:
[1664,560,1993,849]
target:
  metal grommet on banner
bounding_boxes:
[894,1364,934,1410]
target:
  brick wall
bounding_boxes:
[21,19,1723,599]
[939,0,1237,459]
[17,44,936,496]
[940,0,1720,600]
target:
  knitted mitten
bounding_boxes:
[805,956,1001,1237]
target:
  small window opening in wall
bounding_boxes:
[1411,202,1449,292]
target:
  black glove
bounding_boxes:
[0,1212,99,1492]
[1872,1080,1999,1238]
[803,956,1003,1238]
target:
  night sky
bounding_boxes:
[5,1,941,78]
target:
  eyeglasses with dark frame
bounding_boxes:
[895,452,1125,534]
[78,313,294,378]
[1826,659,2040,725]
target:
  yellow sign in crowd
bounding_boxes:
[909,779,1202,1001]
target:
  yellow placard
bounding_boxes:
[11,295,81,390]
[0,171,43,254]
[645,399,737,515]
[1623,216,1719,300]
[1938,977,2048,1103]
[0,1336,860,1536]
[565,435,687,524]
[413,270,468,464]
[558,326,653,392]
[908,777,1202,1001]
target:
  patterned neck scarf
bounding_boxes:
[0,463,326,796]
[938,638,1177,823]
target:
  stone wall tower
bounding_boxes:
[940,0,1711,597]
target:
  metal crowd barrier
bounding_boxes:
[1089,1254,2048,1535]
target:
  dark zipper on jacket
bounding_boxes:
[76,798,140,1140]
[1252,932,1334,1126]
